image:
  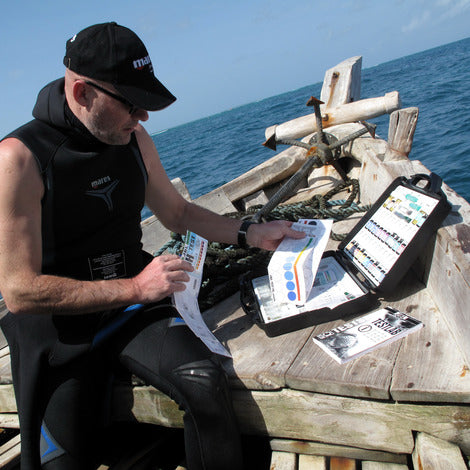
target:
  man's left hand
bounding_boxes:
[247,220,305,251]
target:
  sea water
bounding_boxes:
[149,37,470,220]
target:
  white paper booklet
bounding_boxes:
[173,231,231,357]
[253,256,366,324]
[312,307,423,364]
[268,219,333,306]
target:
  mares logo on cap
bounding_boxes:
[133,55,153,72]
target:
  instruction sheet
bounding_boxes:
[268,219,333,306]
[254,256,366,324]
[172,231,231,357]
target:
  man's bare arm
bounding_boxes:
[136,126,305,249]
[0,138,193,315]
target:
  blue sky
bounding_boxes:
[1,0,469,137]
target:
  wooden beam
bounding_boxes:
[416,182,470,366]
[140,177,192,254]
[220,142,310,204]
[0,433,20,469]
[330,456,356,469]
[412,432,468,470]
[0,414,18,429]
[270,451,297,470]
[320,56,362,108]
[265,92,401,141]
[362,462,409,469]
[321,122,388,163]
[110,386,470,456]
[384,108,419,161]
[270,439,407,464]
[298,453,327,470]
[0,386,17,413]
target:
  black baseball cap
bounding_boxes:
[63,22,176,111]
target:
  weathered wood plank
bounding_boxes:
[389,284,470,402]
[322,122,388,163]
[0,347,9,360]
[112,386,470,455]
[0,355,12,386]
[0,386,17,414]
[242,390,470,455]
[220,143,309,203]
[357,153,414,205]
[384,107,419,161]
[417,183,470,366]
[141,186,238,255]
[241,188,270,210]
[265,93,400,141]
[0,433,20,468]
[140,177,192,254]
[270,451,296,470]
[0,414,18,429]
[361,462,408,470]
[320,56,362,108]
[193,187,238,215]
[298,453,326,470]
[329,456,356,469]
[203,294,312,390]
[270,439,407,464]
[412,432,468,470]
[0,301,7,322]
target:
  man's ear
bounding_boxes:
[71,80,90,108]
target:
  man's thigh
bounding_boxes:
[41,354,113,469]
[113,311,214,377]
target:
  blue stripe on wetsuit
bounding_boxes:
[91,304,144,348]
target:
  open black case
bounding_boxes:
[240,173,452,337]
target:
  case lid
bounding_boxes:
[338,173,451,293]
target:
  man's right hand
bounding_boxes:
[132,254,194,303]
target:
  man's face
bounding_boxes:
[83,82,149,145]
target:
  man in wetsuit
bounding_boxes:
[0,22,304,470]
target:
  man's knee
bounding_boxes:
[171,358,231,413]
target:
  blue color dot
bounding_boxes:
[286,281,295,291]
[283,263,293,271]
[284,271,294,280]
[287,291,297,301]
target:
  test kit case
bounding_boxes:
[240,173,452,337]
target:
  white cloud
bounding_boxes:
[402,10,431,33]
[438,0,470,19]
[401,0,469,33]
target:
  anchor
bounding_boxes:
[251,96,376,223]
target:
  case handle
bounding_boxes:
[409,172,443,194]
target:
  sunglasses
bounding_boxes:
[85,81,140,115]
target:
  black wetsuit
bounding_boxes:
[0,79,242,470]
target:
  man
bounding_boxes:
[0,22,303,469]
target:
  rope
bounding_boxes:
[226,178,371,239]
